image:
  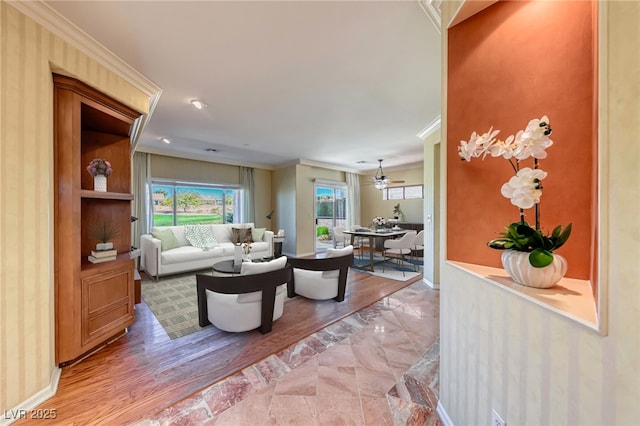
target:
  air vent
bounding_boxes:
[205,148,218,152]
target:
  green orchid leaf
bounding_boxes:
[542,236,555,250]
[551,225,562,239]
[516,224,536,237]
[528,230,545,249]
[555,223,573,249]
[487,239,510,249]
[529,248,554,268]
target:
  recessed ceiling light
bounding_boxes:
[161,138,171,144]
[190,99,208,109]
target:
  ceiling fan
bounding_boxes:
[370,159,405,190]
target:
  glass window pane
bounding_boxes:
[176,186,224,225]
[152,184,174,226]
[151,182,243,226]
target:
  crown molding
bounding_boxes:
[417,116,441,140]
[298,158,361,174]
[11,1,162,98]
[419,0,443,34]
[11,0,162,148]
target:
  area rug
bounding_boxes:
[141,264,420,340]
[353,254,422,282]
[141,273,202,339]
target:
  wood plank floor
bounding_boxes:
[19,269,421,425]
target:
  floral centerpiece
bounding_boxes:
[459,115,572,288]
[241,242,252,262]
[86,158,112,177]
[242,242,252,255]
[372,216,385,229]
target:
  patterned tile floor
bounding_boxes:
[138,281,440,425]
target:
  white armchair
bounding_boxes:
[196,256,291,333]
[287,245,354,301]
[382,231,417,276]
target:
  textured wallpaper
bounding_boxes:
[0,2,149,411]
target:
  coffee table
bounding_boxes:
[212,259,242,275]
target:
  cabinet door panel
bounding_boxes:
[81,266,134,346]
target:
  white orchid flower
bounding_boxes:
[513,116,553,160]
[458,127,500,161]
[500,167,547,209]
[486,134,517,159]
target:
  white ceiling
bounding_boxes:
[45,1,441,174]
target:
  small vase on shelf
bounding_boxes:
[94,175,107,192]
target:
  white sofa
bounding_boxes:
[141,223,273,280]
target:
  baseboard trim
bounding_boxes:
[437,401,454,426]
[423,276,439,289]
[1,367,61,426]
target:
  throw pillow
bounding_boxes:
[151,229,180,252]
[251,227,266,242]
[184,225,217,250]
[231,227,253,244]
[322,244,354,278]
[237,256,288,303]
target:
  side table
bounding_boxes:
[273,236,285,257]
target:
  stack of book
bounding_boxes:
[88,248,117,264]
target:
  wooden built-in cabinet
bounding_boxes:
[53,74,141,365]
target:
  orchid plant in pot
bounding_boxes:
[459,116,572,288]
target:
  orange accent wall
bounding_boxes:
[447,0,596,279]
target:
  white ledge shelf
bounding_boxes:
[448,261,598,331]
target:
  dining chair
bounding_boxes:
[413,229,425,264]
[332,226,346,248]
[350,224,370,260]
[382,231,417,276]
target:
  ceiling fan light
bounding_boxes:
[374,179,388,190]
[373,159,388,189]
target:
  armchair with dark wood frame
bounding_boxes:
[196,265,293,334]
[286,251,353,302]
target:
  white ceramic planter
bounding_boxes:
[501,250,568,289]
[96,242,113,251]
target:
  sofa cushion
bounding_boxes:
[248,241,269,254]
[184,225,217,250]
[322,245,353,278]
[161,245,223,265]
[251,227,266,242]
[237,256,288,303]
[152,229,180,252]
[212,224,232,244]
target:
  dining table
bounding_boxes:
[343,228,408,272]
